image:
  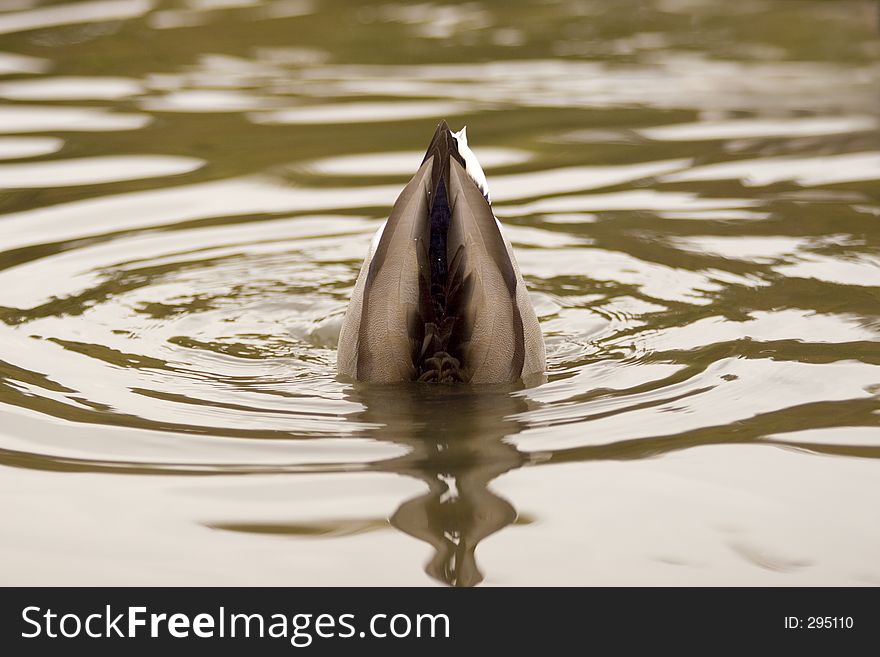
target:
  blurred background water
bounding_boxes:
[0,0,879,586]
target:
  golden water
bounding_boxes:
[1,0,879,586]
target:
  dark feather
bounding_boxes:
[340,120,542,385]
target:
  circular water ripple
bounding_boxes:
[0,0,879,586]
[1,163,877,475]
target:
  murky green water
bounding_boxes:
[1,0,879,586]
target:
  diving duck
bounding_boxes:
[337,120,545,384]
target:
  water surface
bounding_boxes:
[1,0,879,586]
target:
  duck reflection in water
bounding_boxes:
[346,383,532,587]
[335,120,547,585]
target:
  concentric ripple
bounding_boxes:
[1,0,879,586]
